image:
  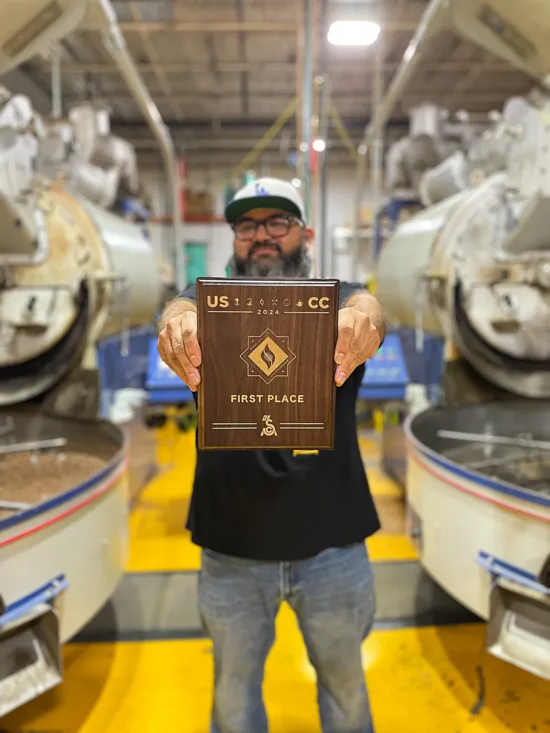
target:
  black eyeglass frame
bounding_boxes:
[231,214,304,240]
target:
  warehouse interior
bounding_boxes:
[0,0,549,731]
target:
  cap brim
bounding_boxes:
[225,195,303,224]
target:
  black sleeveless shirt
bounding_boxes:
[179,280,380,561]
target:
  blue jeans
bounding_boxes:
[198,542,376,733]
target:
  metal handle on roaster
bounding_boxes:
[0,575,69,629]
[476,551,550,596]
[0,438,67,456]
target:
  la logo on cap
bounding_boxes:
[255,182,270,196]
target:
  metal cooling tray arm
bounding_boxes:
[0,574,69,716]
[477,551,550,680]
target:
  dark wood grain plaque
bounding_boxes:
[196,278,339,450]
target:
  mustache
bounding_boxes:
[228,233,312,278]
[249,240,282,257]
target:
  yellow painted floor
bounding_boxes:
[4,423,550,732]
[125,428,418,574]
[5,606,550,733]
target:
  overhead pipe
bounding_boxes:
[308,0,323,277]
[227,97,297,181]
[351,31,384,280]
[317,75,331,277]
[369,36,385,272]
[93,0,184,290]
[295,3,303,172]
[329,105,360,163]
[300,0,314,222]
[317,0,331,278]
[50,44,62,119]
[352,0,449,251]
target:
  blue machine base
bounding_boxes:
[145,336,195,406]
[148,388,194,404]
[145,332,414,407]
[358,385,406,400]
[96,326,156,418]
[358,332,409,402]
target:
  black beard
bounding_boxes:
[227,235,312,279]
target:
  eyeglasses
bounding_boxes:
[232,215,302,241]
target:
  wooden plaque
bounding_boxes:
[196,278,339,450]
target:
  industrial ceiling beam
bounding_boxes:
[63,91,524,106]
[39,60,513,75]
[79,20,419,33]
[135,147,356,160]
[111,112,507,134]
[127,1,182,118]
[127,135,403,152]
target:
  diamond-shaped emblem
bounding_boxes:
[240,329,296,384]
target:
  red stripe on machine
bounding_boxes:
[0,462,128,549]
[409,449,549,523]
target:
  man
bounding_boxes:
[157,177,386,733]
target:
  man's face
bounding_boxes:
[228,207,314,278]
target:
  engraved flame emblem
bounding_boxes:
[261,343,276,370]
[240,329,296,384]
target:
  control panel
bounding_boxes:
[146,333,409,405]
[358,332,409,400]
[146,337,194,404]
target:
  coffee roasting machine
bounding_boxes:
[373,0,550,680]
[0,0,179,714]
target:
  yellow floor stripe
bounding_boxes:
[126,428,198,572]
[366,465,404,498]
[367,534,418,563]
[128,534,417,573]
[359,435,380,458]
[126,429,415,571]
[5,604,548,733]
[367,465,418,562]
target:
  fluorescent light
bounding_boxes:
[328,20,380,47]
[312,138,326,152]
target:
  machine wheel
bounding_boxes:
[176,412,196,432]
[144,408,167,429]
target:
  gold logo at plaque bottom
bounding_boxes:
[261,415,277,437]
[240,329,296,384]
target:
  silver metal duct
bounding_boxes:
[94,0,184,291]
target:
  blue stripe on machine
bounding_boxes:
[405,428,550,510]
[0,449,126,533]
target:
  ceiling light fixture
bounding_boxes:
[312,138,326,152]
[328,20,380,47]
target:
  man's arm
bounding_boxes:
[334,287,387,387]
[157,295,202,391]
[344,288,387,344]
[157,296,196,334]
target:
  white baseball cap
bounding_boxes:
[225,177,306,224]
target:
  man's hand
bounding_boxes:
[157,310,202,392]
[334,306,381,386]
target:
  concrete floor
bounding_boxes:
[3,425,549,733]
